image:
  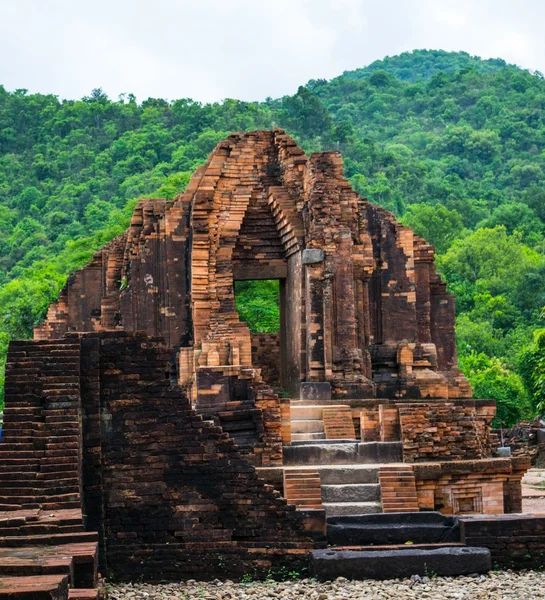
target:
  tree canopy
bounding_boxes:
[1,49,545,423]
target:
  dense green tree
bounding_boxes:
[2,49,545,416]
[478,202,543,244]
[401,203,465,253]
[520,329,545,414]
[459,352,530,426]
[234,281,280,333]
[438,227,543,312]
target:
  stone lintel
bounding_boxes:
[300,381,331,401]
[233,264,287,280]
[302,249,325,265]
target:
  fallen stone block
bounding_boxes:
[327,511,460,546]
[309,546,491,580]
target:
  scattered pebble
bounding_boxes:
[109,571,545,600]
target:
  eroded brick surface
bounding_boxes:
[0,130,534,588]
[34,129,469,404]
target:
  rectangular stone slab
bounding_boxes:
[309,546,491,580]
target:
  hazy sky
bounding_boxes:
[1,0,543,103]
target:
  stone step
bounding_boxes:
[291,438,358,446]
[290,405,336,420]
[309,546,491,580]
[0,493,79,506]
[291,432,326,442]
[0,509,84,535]
[283,442,402,466]
[0,541,97,587]
[291,420,325,434]
[0,505,24,513]
[0,573,70,600]
[41,501,82,511]
[322,484,381,503]
[0,531,99,548]
[256,465,380,489]
[323,502,382,517]
[0,554,73,577]
[7,524,85,537]
[1,487,80,500]
[69,590,99,599]
[318,466,380,485]
[326,512,461,546]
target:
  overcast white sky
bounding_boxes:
[0,0,543,103]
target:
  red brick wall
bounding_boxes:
[80,333,314,581]
[398,402,493,462]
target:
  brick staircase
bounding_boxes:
[268,466,383,518]
[283,469,323,509]
[290,404,356,442]
[0,340,100,600]
[379,465,419,513]
[322,406,356,440]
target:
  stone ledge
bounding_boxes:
[309,546,491,580]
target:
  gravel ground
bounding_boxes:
[523,468,545,513]
[110,572,545,600]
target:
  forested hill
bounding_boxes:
[1,49,545,423]
[340,49,515,82]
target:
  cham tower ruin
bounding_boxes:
[0,130,534,596]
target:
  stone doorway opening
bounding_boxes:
[234,279,285,392]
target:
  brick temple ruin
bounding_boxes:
[0,130,538,598]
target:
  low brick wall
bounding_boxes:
[398,401,494,462]
[460,515,545,569]
[413,457,529,515]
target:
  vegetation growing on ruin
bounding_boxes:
[1,49,545,422]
